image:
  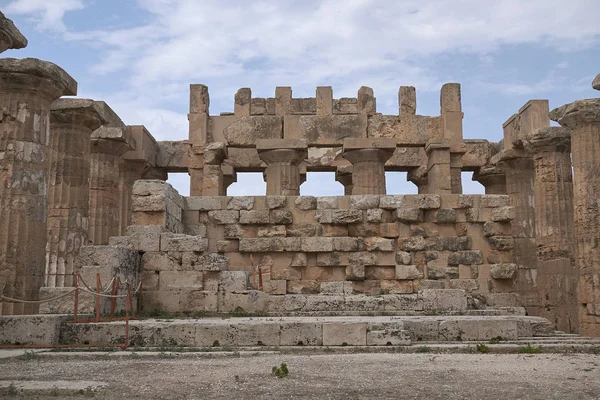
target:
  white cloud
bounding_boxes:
[5,0,84,31]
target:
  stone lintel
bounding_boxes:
[549,98,600,128]
[425,138,450,154]
[257,138,308,152]
[343,138,396,152]
[523,126,571,153]
[0,58,77,95]
[123,125,159,165]
[490,148,529,165]
[593,73,600,91]
[0,11,27,51]
[50,98,108,130]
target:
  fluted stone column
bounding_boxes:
[88,127,133,245]
[472,165,506,194]
[551,97,600,336]
[425,138,451,194]
[0,58,77,314]
[524,126,577,332]
[342,138,395,195]
[46,99,106,288]
[258,139,308,196]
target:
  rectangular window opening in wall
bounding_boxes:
[167,173,190,197]
[385,172,418,195]
[462,171,485,194]
[227,172,266,196]
[300,172,344,196]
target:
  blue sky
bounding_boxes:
[2,0,599,197]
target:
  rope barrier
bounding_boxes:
[0,289,77,304]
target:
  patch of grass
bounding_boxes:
[519,344,542,354]
[271,362,289,378]
[415,346,432,353]
[6,382,18,396]
[476,343,490,353]
[488,336,502,344]
[19,350,39,361]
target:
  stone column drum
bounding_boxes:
[257,139,308,196]
[88,127,133,245]
[524,126,577,332]
[0,58,77,314]
[472,164,506,195]
[551,97,600,336]
[425,138,451,194]
[46,99,107,288]
[342,138,396,195]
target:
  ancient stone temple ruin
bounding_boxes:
[1,11,600,348]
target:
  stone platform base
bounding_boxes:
[55,315,556,348]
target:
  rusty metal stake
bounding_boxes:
[95,273,101,323]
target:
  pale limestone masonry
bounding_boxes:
[0,14,597,338]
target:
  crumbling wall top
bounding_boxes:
[0,11,27,52]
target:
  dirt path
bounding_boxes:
[0,352,599,399]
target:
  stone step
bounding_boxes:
[58,315,556,348]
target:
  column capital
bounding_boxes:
[0,11,27,53]
[550,98,600,129]
[342,138,395,164]
[91,127,134,155]
[523,126,571,154]
[50,98,109,131]
[0,58,77,96]
[257,139,308,165]
[425,138,451,154]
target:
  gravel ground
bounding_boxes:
[0,352,599,399]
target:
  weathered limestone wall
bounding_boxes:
[112,180,519,313]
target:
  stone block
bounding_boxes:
[218,271,250,292]
[448,250,483,265]
[185,196,223,211]
[448,279,479,291]
[480,195,511,208]
[195,324,231,347]
[227,197,255,210]
[346,263,365,280]
[208,210,240,224]
[218,290,270,313]
[108,236,133,249]
[421,289,467,312]
[141,252,177,271]
[257,225,287,237]
[322,322,367,346]
[485,293,521,307]
[320,281,353,295]
[349,195,380,209]
[231,322,280,346]
[287,280,320,294]
[317,196,338,209]
[483,221,509,237]
[395,251,412,265]
[366,209,384,222]
[0,315,68,345]
[262,280,287,295]
[333,237,365,251]
[239,210,270,224]
[280,322,323,346]
[491,206,515,221]
[195,253,229,271]
[365,237,394,251]
[397,236,426,251]
[290,253,308,267]
[39,288,94,315]
[266,196,287,209]
[426,236,472,252]
[301,237,334,252]
[380,195,407,209]
[216,240,239,253]
[222,116,282,147]
[315,209,363,224]
[414,195,441,209]
[490,263,517,279]
[295,196,317,210]
[439,319,518,341]
[239,238,284,252]
[270,209,293,224]
[395,208,421,222]
[488,236,514,251]
[435,208,457,223]
[366,329,411,346]
[395,265,423,280]
[160,233,208,252]
[160,271,203,289]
